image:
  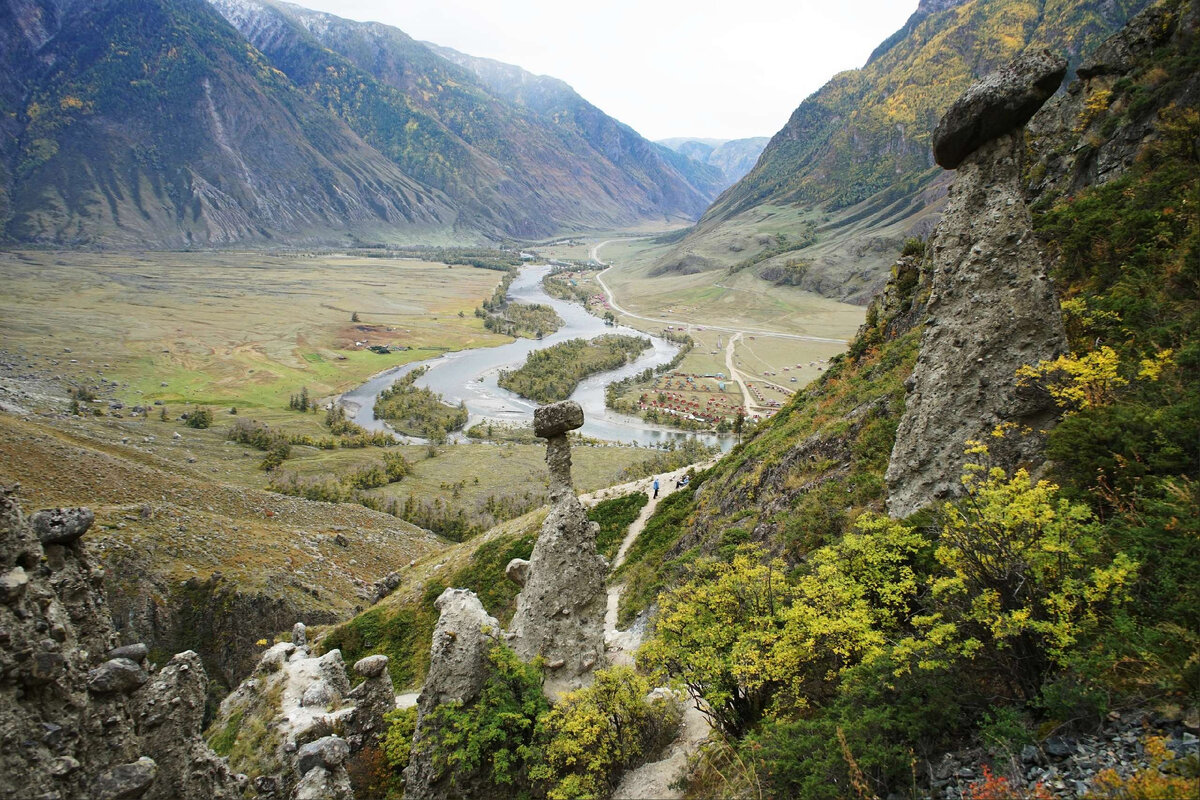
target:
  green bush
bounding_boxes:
[414,643,548,798]
[184,406,212,429]
[530,666,681,800]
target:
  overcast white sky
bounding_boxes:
[296,0,918,141]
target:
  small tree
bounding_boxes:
[184,406,213,429]
[351,311,360,323]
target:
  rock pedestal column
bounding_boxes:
[507,401,607,695]
[886,51,1070,518]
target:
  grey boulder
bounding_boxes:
[534,400,584,438]
[31,507,95,545]
[92,757,158,800]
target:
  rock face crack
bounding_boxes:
[887,53,1069,518]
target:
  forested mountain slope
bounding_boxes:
[0,0,460,247]
[210,0,724,239]
[0,0,723,247]
[653,0,1152,303]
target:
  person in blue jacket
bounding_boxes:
[652,477,659,499]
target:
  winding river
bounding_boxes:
[340,265,734,449]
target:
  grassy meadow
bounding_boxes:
[0,249,510,410]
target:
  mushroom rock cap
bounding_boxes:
[933,49,1067,169]
[534,401,584,438]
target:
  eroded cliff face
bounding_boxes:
[886,53,1071,518]
[0,486,243,799]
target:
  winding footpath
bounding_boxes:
[589,463,716,800]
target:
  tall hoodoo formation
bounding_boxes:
[0,486,244,799]
[506,401,607,695]
[886,51,1071,518]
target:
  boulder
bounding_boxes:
[290,765,353,800]
[292,623,307,648]
[108,643,149,663]
[372,570,403,603]
[933,50,1067,169]
[92,757,158,800]
[300,680,336,708]
[0,565,29,603]
[30,506,94,545]
[353,654,389,679]
[533,400,584,438]
[505,558,530,587]
[87,658,148,694]
[296,736,350,776]
[256,641,296,673]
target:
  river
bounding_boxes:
[340,265,734,449]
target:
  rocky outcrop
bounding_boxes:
[404,588,501,800]
[343,655,396,753]
[104,560,339,704]
[887,54,1070,518]
[0,485,243,799]
[210,638,364,798]
[1028,0,1200,197]
[292,737,353,800]
[405,402,610,799]
[507,402,607,695]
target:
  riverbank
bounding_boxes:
[340,264,737,450]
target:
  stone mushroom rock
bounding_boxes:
[404,589,500,800]
[535,400,584,500]
[507,401,607,695]
[933,50,1067,169]
[31,506,95,545]
[887,52,1069,518]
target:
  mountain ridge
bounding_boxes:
[651,0,1152,303]
[0,0,724,247]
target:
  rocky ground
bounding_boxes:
[932,707,1199,799]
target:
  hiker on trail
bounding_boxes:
[652,478,659,499]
